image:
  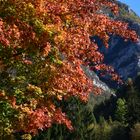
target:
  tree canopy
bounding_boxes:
[0,0,138,135]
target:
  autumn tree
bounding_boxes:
[0,0,138,136]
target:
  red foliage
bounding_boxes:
[0,0,138,135]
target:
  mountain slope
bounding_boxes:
[88,1,140,105]
[94,1,140,87]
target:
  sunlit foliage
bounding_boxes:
[0,0,138,135]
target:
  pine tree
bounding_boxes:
[115,98,128,126]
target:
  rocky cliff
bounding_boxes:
[88,1,140,105]
[106,1,140,80]
[93,1,140,88]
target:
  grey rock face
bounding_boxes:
[103,22,140,81]
[93,2,140,84]
[102,40,140,80]
[86,1,140,105]
[83,66,112,92]
[83,66,115,109]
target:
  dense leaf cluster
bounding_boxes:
[0,0,138,136]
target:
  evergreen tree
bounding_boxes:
[115,98,128,125]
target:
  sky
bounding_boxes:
[118,0,140,17]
